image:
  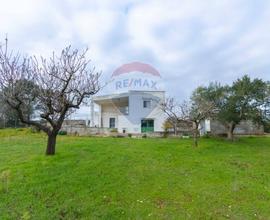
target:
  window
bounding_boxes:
[143,100,151,108]
[109,118,116,128]
[119,106,129,115]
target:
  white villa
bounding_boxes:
[92,90,166,134]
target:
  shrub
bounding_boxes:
[163,131,169,138]
[110,128,118,133]
[202,132,211,138]
[142,134,147,138]
[30,126,41,133]
[116,134,125,138]
[128,133,132,138]
[58,130,67,135]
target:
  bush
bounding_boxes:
[202,132,211,138]
[217,133,228,138]
[30,126,41,133]
[142,134,147,138]
[16,128,24,131]
[263,121,270,133]
[110,128,118,133]
[163,131,169,138]
[182,132,190,138]
[58,130,67,135]
[116,134,125,138]
[128,133,132,138]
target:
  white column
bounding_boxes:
[90,97,94,127]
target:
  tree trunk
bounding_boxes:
[193,122,199,147]
[46,132,57,155]
[174,123,177,136]
[227,122,235,141]
[193,131,198,147]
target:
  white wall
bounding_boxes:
[95,91,166,133]
[128,91,165,133]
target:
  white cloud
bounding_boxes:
[0,0,269,106]
[0,0,45,31]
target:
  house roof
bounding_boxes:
[93,93,129,104]
[93,90,165,104]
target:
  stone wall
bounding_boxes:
[60,120,165,137]
[210,120,264,135]
[60,119,264,137]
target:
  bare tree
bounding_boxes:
[161,98,181,135]
[161,97,215,147]
[181,101,215,147]
[0,39,101,155]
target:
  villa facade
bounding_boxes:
[92,90,166,134]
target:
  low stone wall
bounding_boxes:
[61,125,164,137]
[61,126,111,136]
[210,120,264,135]
[60,119,264,137]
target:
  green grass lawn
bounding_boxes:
[0,129,270,219]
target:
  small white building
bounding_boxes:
[92,90,166,134]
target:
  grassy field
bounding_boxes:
[0,129,270,219]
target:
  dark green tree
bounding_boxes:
[196,76,269,140]
[0,79,38,128]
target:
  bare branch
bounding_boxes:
[0,40,101,154]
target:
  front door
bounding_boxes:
[109,118,116,128]
[141,119,154,133]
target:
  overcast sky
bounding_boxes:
[1,0,270,103]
